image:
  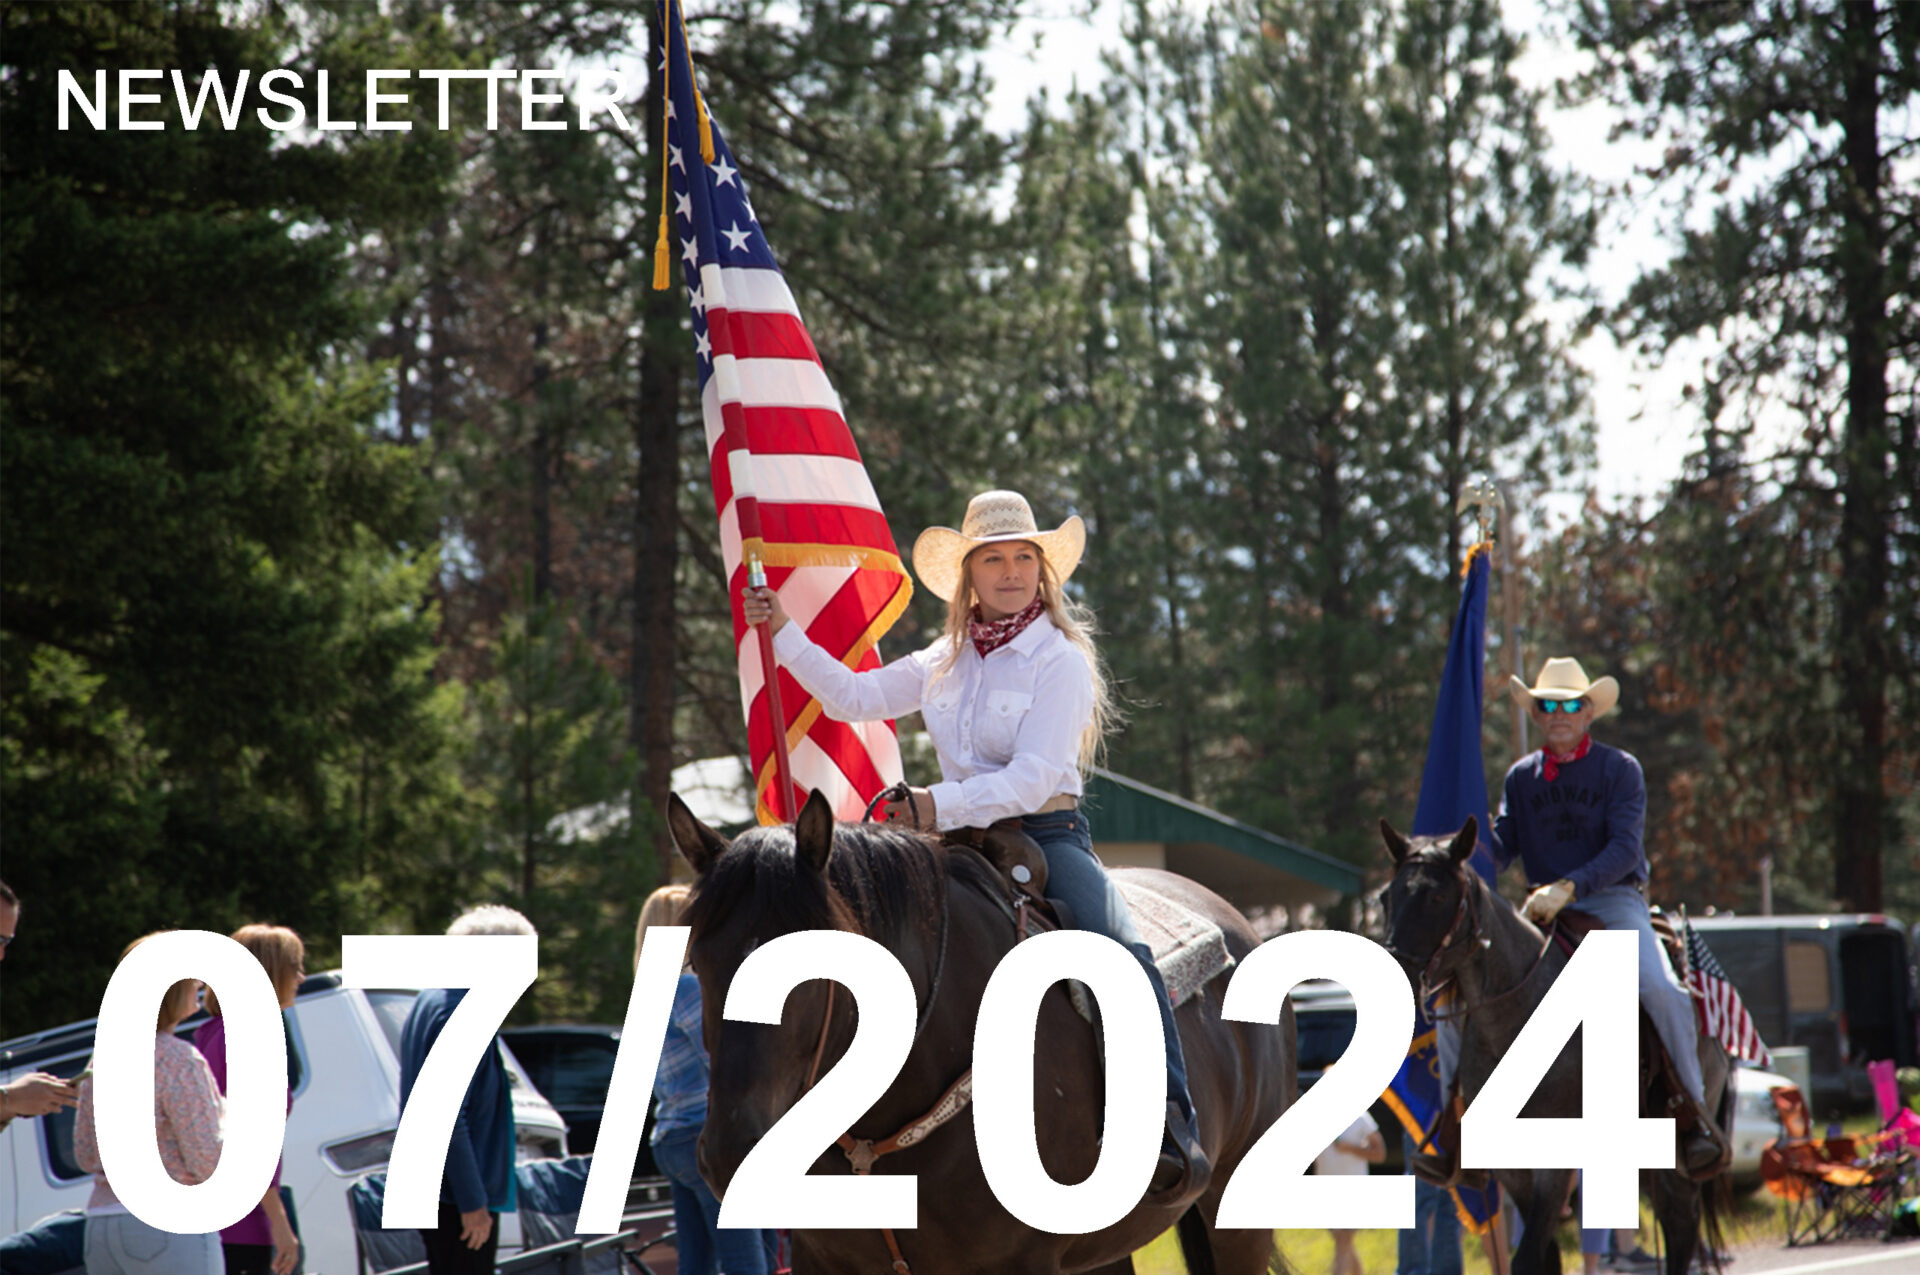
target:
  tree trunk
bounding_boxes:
[633,5,688,880]
[1831,0,1889,911]
[531,319,553,604]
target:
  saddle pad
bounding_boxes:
[1114,878,1234,1008]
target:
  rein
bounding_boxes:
[1416,861,1558,1025]
[862,780,922,832]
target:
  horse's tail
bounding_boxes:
[1694,1074,1739,1272]
[1696,1171,1733,1274]
[1173,1203,1218,1275]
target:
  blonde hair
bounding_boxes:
[931,545,1116,770]
[119,932,202,1034]
[634,884,691,973]
[204,924,305,1017]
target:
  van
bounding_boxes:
[1688,914,1920,1119]
[1,972,568,1274]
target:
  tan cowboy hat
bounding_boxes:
[910,490,1086,603]
[1510,656,1619,717]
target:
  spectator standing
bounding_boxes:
[0,880,82,1126]
[1314,1108,1384,1275]
[1395,1131,1463,1275]
[398,905,534,1274]
[194,925,305,1275]
[72,933,223,1275]
[637,885,773,1275]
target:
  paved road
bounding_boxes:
[1716,1238,1920,1273]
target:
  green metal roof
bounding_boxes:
[1083,767,1362,903]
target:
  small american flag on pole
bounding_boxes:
[657,0,911,824]
[1683,917,1772,1068]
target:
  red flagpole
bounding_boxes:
[748,550,800,821]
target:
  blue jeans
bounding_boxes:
[84,1216,220,1275]
[1021,810,1197,1126]
[1396,1134,1464,1275]
[652,1127,772,1275]
[1436,885,1704,1103]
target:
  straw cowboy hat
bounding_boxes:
[1510,656,1619,718]
[911,490,1086,603]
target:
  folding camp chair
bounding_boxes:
[1760,1085,1920,1245]
[347,1173,429,1275]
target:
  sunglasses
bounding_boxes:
[1534,697,1586,714]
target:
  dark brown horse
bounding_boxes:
[668,790,1295,1275]
[1379,819,1730,1275]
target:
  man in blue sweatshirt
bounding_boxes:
[399,905,534,1273]
[1414,658,1726,1184]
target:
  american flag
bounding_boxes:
[659,0,911,823]
[1683,918,1772,1067]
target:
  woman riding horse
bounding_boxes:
[741,488,1205,1204]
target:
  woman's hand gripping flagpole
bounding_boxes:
[748,553,801,821]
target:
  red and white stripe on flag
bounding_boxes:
[700,263,912,825]
[1683,921,1771,1067]
[663,3,911,826]
[1694,972,1772,1068]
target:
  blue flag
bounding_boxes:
[1413,546,1495,874]
[1383,546,1500,1233]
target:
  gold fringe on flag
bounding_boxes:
[651,1,674,290]
[674,0,717,163]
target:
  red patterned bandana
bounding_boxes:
[1542,733,1592,782]
[969,595,1046,659]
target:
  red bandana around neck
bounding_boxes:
[969,595,1046,659]
[1542,733,1592,782]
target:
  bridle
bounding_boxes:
[787,829,978,1275]
[1391,856,1556,1024]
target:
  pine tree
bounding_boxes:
[0,0,470,1027]
[1564,0,1920,910]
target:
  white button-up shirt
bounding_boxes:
[772,613,1092,830]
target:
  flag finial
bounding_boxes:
[1455,477,1503,564]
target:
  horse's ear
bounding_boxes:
[1448,816,1479,865]
[668,793,730,877]
[794,789,835,877]
[1380,818,1412,865]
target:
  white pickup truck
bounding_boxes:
[0,972,569,1275]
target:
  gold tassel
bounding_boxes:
[651,1,674,291]
[674,0,718,164]
[653,210,672,290]
[697,94,715,165]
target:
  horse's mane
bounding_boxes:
[685,821,1005,957]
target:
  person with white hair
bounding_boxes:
[397,905,537,1273]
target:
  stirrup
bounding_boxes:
[1411,1089,1487,1190]
[1672,1093,1730,1181]
[1145,1101,1211,1206]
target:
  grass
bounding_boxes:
[1131,1162,1891,1274]
[1130,1114,1910,1274]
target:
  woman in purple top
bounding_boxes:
[194,924,304,1275]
